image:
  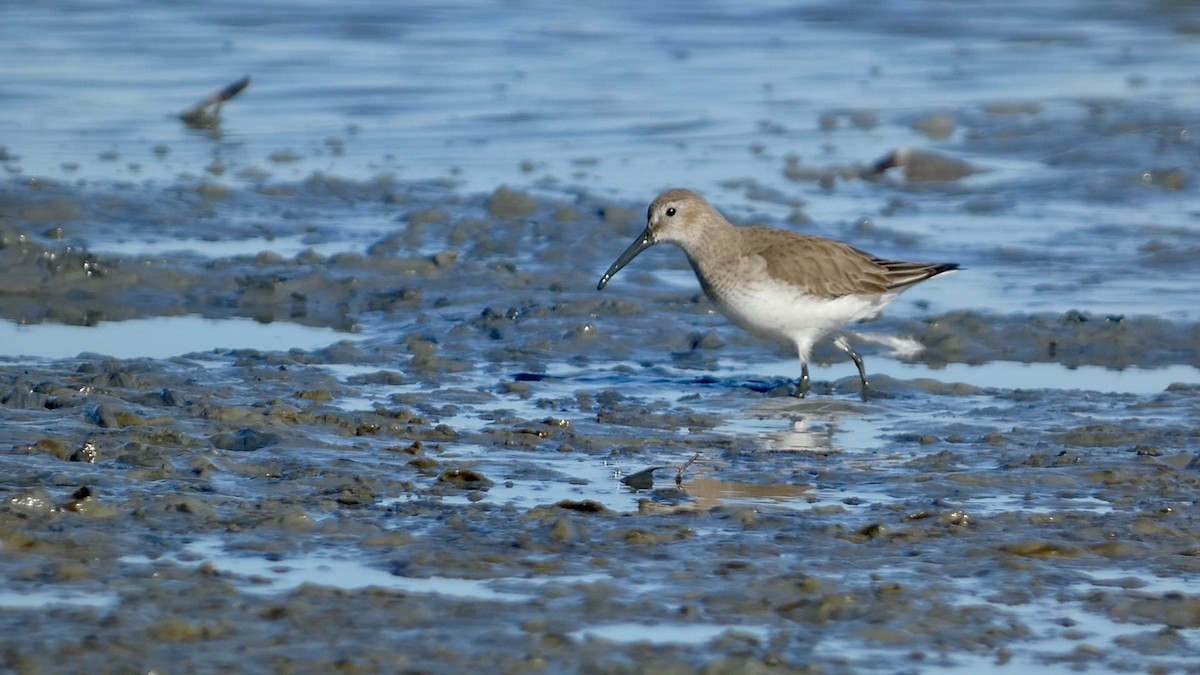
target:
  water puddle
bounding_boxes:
[93,234,357,260]
[808,483,906,512]
[446,473,628,511]
[810,566,1200,673]
[678,477,811,512]
[551,352,1196,402]
[716,399,903,457]
[714,415,839,454]
[571,622,771,646]
[961,494,1113,517]
[904,359,1200,395]
[412,454,633,512]
[937,575,1200,673]
[1082,569,1195,596]
[0,316,347,360]
[720,410,883,451]
[742,355,1199,396]
[122,537,614,601]
[0,587,117,610]
[812,635,1090,675]
[317,363,426,412]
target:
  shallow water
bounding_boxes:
[0,316,345,360]
[2,0,1200,673]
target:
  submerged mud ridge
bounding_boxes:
[1,174,1200,672]
[2,177,1198,372]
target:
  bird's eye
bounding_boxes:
[665,207,676,217]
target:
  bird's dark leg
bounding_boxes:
[834,335,870,401]
[797,362,811,398]
[848,350,870,401]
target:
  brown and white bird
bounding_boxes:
[597,189,958,399]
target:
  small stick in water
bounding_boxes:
[180,75,251,128]
[675,453,700,486]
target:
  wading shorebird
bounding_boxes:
[597,189,958,400]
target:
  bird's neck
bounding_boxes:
[680,228,738,274]
[677,224,742,299]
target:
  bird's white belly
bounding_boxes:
[710,279,894,348]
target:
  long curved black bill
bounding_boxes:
[597,229,654,290]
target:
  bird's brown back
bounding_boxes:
[745,227,956,299]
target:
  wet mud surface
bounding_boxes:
[3,0,1200,673]
[2,172,1199,674]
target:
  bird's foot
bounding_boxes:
[796,367,811,398]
